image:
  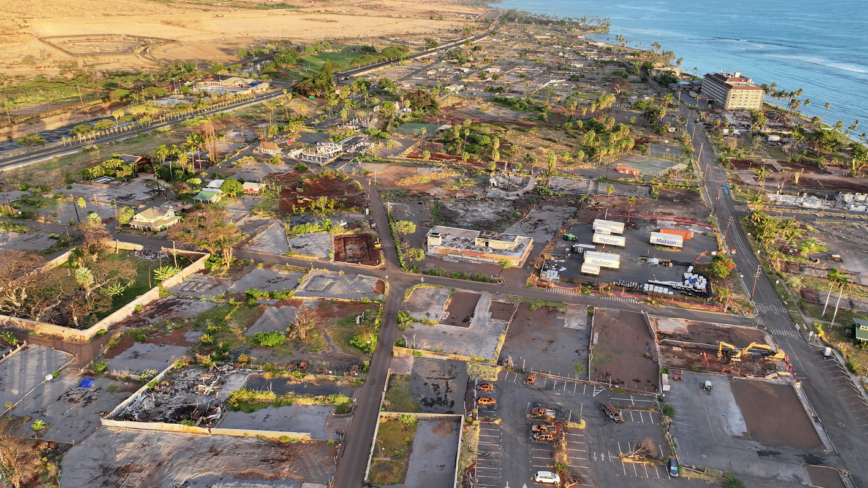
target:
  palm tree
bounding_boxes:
[755,166,768,184]
[187,133,204,170]
[823,102,831,119]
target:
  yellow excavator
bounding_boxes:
[741,342,786,361]
[718,342,785,362]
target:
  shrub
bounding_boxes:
[0,331,18,346]
[139,369,158,382]
[31,419,46,432]
[723,474,746,488]
[180,420,196,427]
[398,413,418,426]
[134,304,144,312]
[131,330,147,342]
[662,404,676,417]
[253,331,286,347]
[93,361,108,374]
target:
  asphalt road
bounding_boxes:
[0,92,286,171]
[678,92,868,486]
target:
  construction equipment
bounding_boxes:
[718,341,785,362]
[562,233,577,241]
[717,342,739,360]
[741,342,786,360]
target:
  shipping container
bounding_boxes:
[584,251,620,268]
[580,263,601,275]
[650,232,684,248]
[592,219,625,234]
[660,228,693,240]
[592,233,626,247]
[572,243,596,253]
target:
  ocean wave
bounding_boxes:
[762,54,868,74]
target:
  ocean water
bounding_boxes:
[497,0,868,136]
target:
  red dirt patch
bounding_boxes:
[655,321,768,349]
[443,292,480,327]
[730,380,823,450]
[592,309,659,391]
[334,233,381,266]
[276,173,365,212]
[489,301,516,321]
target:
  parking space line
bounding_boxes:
[633,462,638,477]
[567,449,587,452]
[583,384,586,395]
[629,410,635,422]
[659,444,666,457]
[620,460,627,476]
[564,381,567,391]
[573,382,577,393]
[617,442,623,454]
[643,463,649,478]
[476,466,500,470]
[655,465,661,478]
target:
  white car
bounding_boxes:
[534,471,561,484]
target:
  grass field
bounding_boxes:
[0,131,185,189]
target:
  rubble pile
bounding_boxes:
[114,367,241,426]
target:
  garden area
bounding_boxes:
[369,414,419,485]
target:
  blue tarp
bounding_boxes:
[78,378,94,388]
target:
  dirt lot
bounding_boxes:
[658,346,777,376]
[591,309,659,392]
[730,380,823,450]
[334,233,381,266]
[488,301,515,321]
[807,465,846,488]
[498,302,589,380]
[651,317,770,348]
[60,427,337,487]
[435,199,516,231]
[442,292,480,327]
[278,172,365,213]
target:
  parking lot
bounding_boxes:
[666,372,826,481]
[472,370,682,488]
[551,222,717,292]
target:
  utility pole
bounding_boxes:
[722,216,732,245]
[751,264,762,300]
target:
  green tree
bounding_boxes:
[407,248,424,262]
[395,220,416,239]
[497,258,512,275]
[606,184,614,200]
[547,152,557,174]
[220,178,244,197]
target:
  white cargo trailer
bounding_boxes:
[593,219,625,234]
[584,251,620,268]
[650,232,684,248]
[580,263,601,275]
[592,233,626,247]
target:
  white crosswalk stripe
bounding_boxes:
[547,288,577,296]
[755,303,788,314]
[601,296,640,304]
[769,328,800,337]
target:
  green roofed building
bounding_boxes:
[193,190,221,203]
[855,319,868,342]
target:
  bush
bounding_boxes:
[252,331,286,347]
[0,331,18,346]
[398,413,418,426]
[31,419,46,432]
[139,369,158,382]
[294,163,308,172]
[92,361,108,374]
[180,420,196,427]
[723,474,746,488]
[661,404,676,417]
